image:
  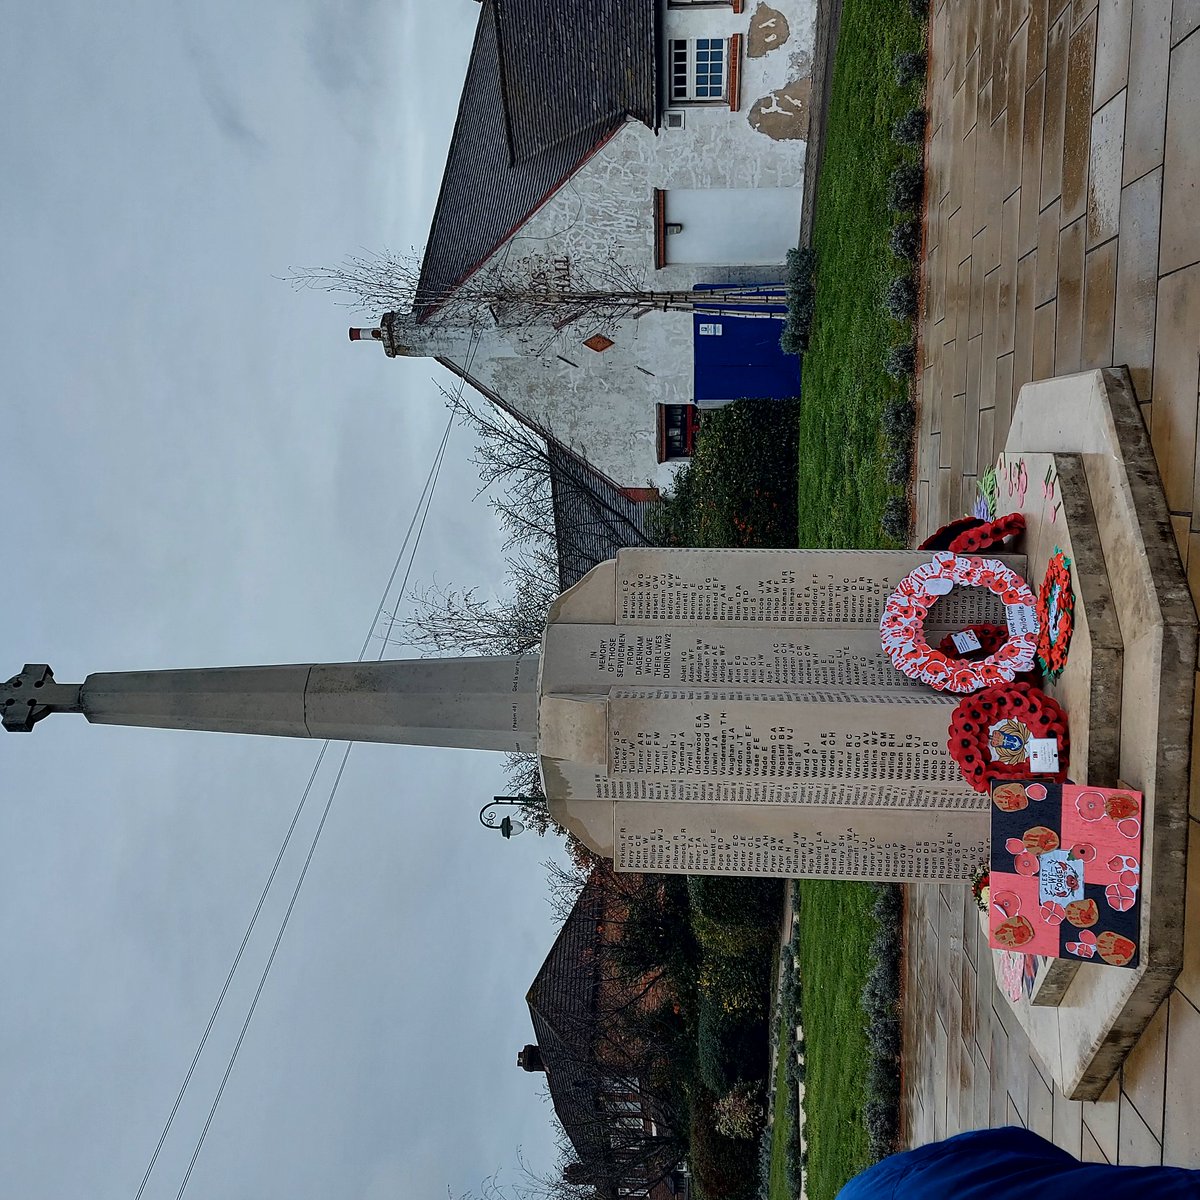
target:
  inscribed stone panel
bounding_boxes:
[543,755,985,808]
[613,548,1024,627]
[606,688,962,782]
[540,623,930,692]
[613,800,989,881]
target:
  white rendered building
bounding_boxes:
[353,0,816,490]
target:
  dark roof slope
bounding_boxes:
[525,872,682,1197]
[526,875,606,1164]
[548,444,656,590]
[416,0,658,316]
[495,0,658,165]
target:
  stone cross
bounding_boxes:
[2,665,83,732]
[3,658,538,751]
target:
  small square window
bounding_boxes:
[657,404,700,462]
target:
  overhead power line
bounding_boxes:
[135,326,482,1199]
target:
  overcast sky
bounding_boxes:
[1,4,573,1198]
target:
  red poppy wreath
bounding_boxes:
[948,512,1025,554]
[936,624,1043,687]
[1035,549,1074,680]
[947,681,1071,791]
[880,552,1039,693]
[936,623,1006,658]
[917,513,1025,554]
[918,516,985,552]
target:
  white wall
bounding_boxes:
[664,188,801,264]
[408,0,818,488]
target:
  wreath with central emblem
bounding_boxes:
[946,681,1070,791]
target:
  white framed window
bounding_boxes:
[669,38,727,102]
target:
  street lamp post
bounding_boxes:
[479,796,528,840]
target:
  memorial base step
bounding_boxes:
[983,368,1196,1100]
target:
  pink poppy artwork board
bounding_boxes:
[988,780,1143,968]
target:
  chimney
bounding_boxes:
[348,327,383,343]
[517,1044,546,1073]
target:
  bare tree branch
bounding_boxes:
[290,247,787,353]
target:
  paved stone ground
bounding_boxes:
[908,0,1200,1165]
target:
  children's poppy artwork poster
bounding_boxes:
[988,780,1142,967]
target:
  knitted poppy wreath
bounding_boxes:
[947,681,1071,792]
[1035,549,1074,680]
[880,552,1039,693]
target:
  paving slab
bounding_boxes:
[913,0,1200,1140]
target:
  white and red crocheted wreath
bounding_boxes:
[879,551,1039,693]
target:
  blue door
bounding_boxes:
[692,285,801,404]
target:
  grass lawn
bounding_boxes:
[795,881,877,1200]
[795,0,926,548]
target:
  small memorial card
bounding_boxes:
[988,780,1143,968]
[1028,738,1060,773]
[951,629,983,654]
[1006,604,1039,636]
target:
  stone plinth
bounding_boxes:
[989,369,1197,1099]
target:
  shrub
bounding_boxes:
[884,274,919,322]
[786,245,816,288]
[908,0,930,23]
[651,399,800,548]
[698,1000,769,1091]
[873,882,904,927]
[869,926,900,971]
[886,449,912,485]
[692,911,775,960]
[698,1007,738,1093]
[886,161,925,214]
[688,876,784,925]
[713,1083,765,1139]
[893,105,928,148]
[780,313,808,355]
[882,396,915,440]
[756,1129,773,1198]
[864,1094,901,1158]
[889,218,921,262]
[857,880,905,1164]
[699,953,771,1020]
[689,1091,760,1200]
[885,341,916,379]
[782,247,817,355]
[895,49,927,88]
[862,964,900,1022]
[872,1016,903,1064]
[881,495,911,541]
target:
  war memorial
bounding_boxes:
[3,366,1195,1105]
